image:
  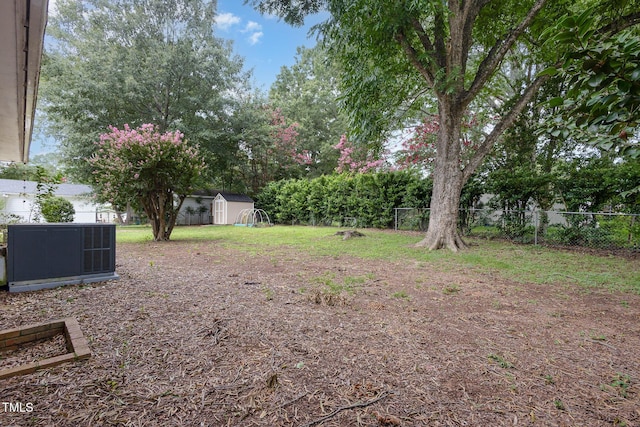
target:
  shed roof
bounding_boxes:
[191,189,253,203]
[0,178,93,197]
[215,192,254,203]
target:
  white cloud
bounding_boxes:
[242,21,262,33]
[214,14,264,46]
[247,31,264,45]
[215,12,241,30]
[239,21,264,45]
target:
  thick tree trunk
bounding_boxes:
[415,103,467,251]
[141,193,170,242]
[142,191,182,242]
[415,160,467,251]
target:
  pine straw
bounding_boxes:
[0,333,68,370]
[0,238,639,426]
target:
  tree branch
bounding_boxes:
[461,0,547,108]
[599,11,640,35]
[395,31,435,87]
[454,0,488,74]
[462,72,551,182]
[245,0,326,26]
[410,18,441,68]
[299,391,391,427]
[433,5,448,69]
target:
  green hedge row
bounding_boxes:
[255,171,432,228]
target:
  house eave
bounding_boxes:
[0,0,49,163]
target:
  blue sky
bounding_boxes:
[215,1,325,90]
[31,0,325,156]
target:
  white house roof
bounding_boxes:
[0,0,49,163]
[0,178,93,197]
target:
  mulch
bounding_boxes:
[0,237,639,426]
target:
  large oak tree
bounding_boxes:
[249,0,640,251]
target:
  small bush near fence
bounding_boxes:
[395,208,639,250]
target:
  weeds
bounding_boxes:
[442,284,460,295]
[344,276,366,287]
[604,373,631,398]
[307,273,363,306]
[312,273,365,296]
[488,353,514,369]
[262,287,275,301]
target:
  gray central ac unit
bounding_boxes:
[6,224,119,292]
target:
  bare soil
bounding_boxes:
[1,235,639,426]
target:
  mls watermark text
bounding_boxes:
[2,402,34,413]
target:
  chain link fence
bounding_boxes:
[395,208,640,250]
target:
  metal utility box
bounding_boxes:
[7,224,119,292]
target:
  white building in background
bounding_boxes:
[0,178,111,223]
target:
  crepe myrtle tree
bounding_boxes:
[89,124,205,241]
[334,134,387,173]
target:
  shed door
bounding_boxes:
[214,197,226,224]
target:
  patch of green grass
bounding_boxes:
[344,276,366,287]
[442,284,460,295]
[391,290,410,299]
[116,225,640,294]
[311,273,364,295]
[262,287,275,301]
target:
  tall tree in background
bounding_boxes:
[269,45,349,175]
[41,0,246,182]
[227,95,311,195]
[249,0,640,251]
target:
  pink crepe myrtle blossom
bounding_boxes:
[394,115,483,172]
[334,134,388,173]
[268,108,311,168]
[90,123,205,241]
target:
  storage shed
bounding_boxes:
[212,192,254,225]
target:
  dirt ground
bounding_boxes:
[1,234,639,426]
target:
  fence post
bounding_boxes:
[534,210,538,246]
[394,208,398,231]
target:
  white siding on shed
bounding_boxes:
[212,193,254,225]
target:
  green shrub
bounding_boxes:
[256,171,432,227]
[40,196,75,223]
